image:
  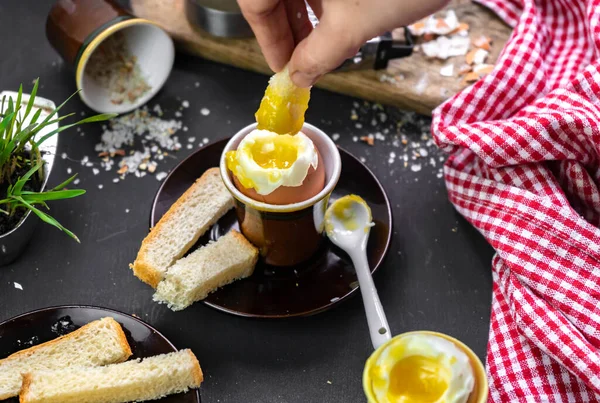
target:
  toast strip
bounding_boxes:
[131,167,234,288]
[154,230,258,311]
[0,317,131,400]
[20,349,203,403]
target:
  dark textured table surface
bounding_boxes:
[0,1,495,402]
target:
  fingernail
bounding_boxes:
[290,70,318,88]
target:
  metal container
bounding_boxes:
[0,92,58,266]
[185,0,253,38]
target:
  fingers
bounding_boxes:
[284,0,313,45]
[238,0,294,72]
[289,11,364,87]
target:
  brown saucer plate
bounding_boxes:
[0,306,201,403]
[151,138,393,318]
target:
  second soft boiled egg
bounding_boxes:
[225,129,325,205]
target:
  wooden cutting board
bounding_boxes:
[131,0,511,115]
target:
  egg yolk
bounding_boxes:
[226,134,302,191]
[386,355,451,402]
[331,197,360,231]
[255,67,311,135]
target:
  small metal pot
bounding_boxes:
[0,92,58,266]
[184,0,253,38]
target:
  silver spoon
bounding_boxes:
[324,195,391,349]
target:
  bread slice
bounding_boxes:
[131,167,234,288]
[20,349,203,403]
[154,230,259,311]
[0,317,131,400]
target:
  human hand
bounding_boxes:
[238,0,450,87]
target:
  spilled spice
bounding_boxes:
[86,31,151,105]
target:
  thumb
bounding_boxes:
[288,15,365,88]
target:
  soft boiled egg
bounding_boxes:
[364,332,475,403]
[226,129,325,205]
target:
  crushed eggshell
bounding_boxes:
[457,64,472,75]
[410,10,459,36]
[463,72,480,83]
[473,35,492,51]
[360,135,375,146]
[422,35,470,59]
[466,48,489,65]
[473,64,495,76]
[440,64,454,77]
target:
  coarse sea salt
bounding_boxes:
[200,108,210,116]
[14,282,23,290]
[332,133,340,141]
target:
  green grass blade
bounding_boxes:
[50,173,77,191]
[22,78,39,122]
[20,189,86,201]
[15,196,80,242]
[34,113,116,146]
[28,108,42,126]
[11,161,43,195]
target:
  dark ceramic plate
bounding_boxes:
[0,306,201,403]
[152,138,393,318]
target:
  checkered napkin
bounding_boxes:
[430,0,600,401]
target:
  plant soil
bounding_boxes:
[0,151,43,235]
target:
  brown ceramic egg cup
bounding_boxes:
[151,137,393,318]
[220,123,341,267]
[46,0,174,113]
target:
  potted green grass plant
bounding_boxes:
[0,79,114,265]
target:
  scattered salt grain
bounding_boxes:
[202,138,209,144]
[332,133,340,141]
[371,119,377,127]
[183,126,188,132]
[156,172,168,181]
[411,164,422,172]
[194,82,200,87]
[153,104,163,116]
[419,148,429,157]
[112,178,119,183]
[67,167,72,174]
[125,209,130,213]
[92,168,99,175]
[182,100,190,108]
[355,123,363,129]
[360,157,366,163]
[98,184,103,189]
[330,297,340,302]
[14,282,22,290]
[85,162,93,167]
[188,137,196,143]
[390,152,396,159]
[74,179,80,185]
[175,111,182,118]
[375,132,385,141]
[186,144,193,149]
[200,108,210,116]
[352,136,358,142]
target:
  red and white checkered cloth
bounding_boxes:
[431,0,600,401]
